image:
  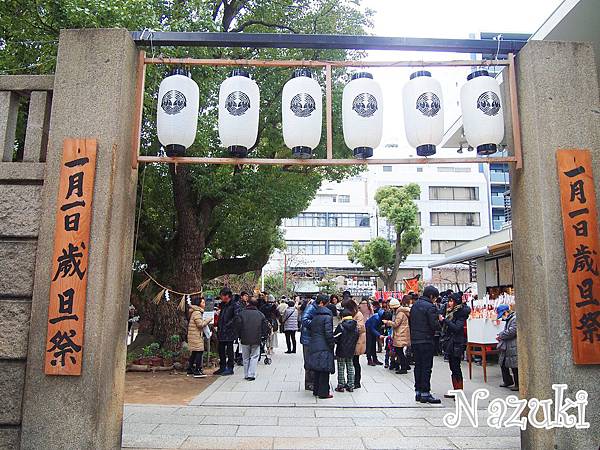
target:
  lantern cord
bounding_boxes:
[491,34,503,77]
[132,162,147,267]
[503,162,516,289]
[141,270,204,296]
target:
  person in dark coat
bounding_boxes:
[215,287,242,375]
[326,296,339,319]
[409,285,442,404]
[235,298,271,381]
[372,300,383,353]
[439,292,471,398]
[259,294,280,356]
[334,308,359,392]
[497,305,519,391]
[365,309,385,365]
[306,293,335,399]
[381,302,394,369]
[300,298,318,390]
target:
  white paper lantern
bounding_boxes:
[282,68,322,159]
[342,72,383,159]
[460,70,504,155]
[403,71,444,157]
[218,69,260,157]
[157,69,199,156]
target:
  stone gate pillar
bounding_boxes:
[20,29,139,449]
[510,41,600,449]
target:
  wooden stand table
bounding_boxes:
[466,342,498,383]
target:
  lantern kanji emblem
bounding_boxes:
[161,90,187,115]
[477,91,501,116]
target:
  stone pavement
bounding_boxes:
[122,342,520,449]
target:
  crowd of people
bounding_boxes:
[184,285,519,401]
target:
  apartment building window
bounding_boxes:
[337,195,350,203]
[490,163,509,173]
[286,240,369,255]
[328,213,370,227]
[437,167,471,173]
[416,167,423,172]
[286,212,369,227]
[286,240,326,255]
[492,213,506,230]
[430,212,480,226]
[431,240,469,254]
[383,165,393,172]
[328,240,357,255]
[411,240,422,254]
[430,186,479,200]
[285,212,327,227]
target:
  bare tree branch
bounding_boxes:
[230,20,299,33]
[212,0,224,20]
[203,248,271,281]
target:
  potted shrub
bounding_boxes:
[136,343,157,365]
[161,349,175,367]
[146,342,162,366]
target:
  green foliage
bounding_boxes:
[141,342,160,358]
[264,272,294,298]
[160,348,174,359]
[348,184,422,289]
[348,237,394,273]
[0,0,374,342]
[317,278,338,295]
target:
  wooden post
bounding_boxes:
[131,50,146,170]
[508,53,523,170]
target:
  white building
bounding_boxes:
[265,148,491,290]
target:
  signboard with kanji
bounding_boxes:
[45,138,97,375]
[557,149,600,365]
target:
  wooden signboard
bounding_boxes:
[557,149,600,365]
[45,139,97,375]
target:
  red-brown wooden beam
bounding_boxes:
[138,155,518,166]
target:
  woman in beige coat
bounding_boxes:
[187,296,212,377]
[383,298,411,374]
[342,299,366,389]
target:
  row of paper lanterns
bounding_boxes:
[156,67,504,158]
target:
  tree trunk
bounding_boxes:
[389,232,404,291]
[384,278,395,291]
[380,270,394,291]
[152,166,211,345]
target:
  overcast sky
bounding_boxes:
[358,0,564,156]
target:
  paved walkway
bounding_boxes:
[122,341,520,449]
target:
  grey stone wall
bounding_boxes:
[20,29,139,450]
[0,76,52,450]
[511,41,600,450]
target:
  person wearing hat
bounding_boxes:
[382,298,412,374]
[496,304,518,391]
[439,292,471,398]
[409,285,442,404]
